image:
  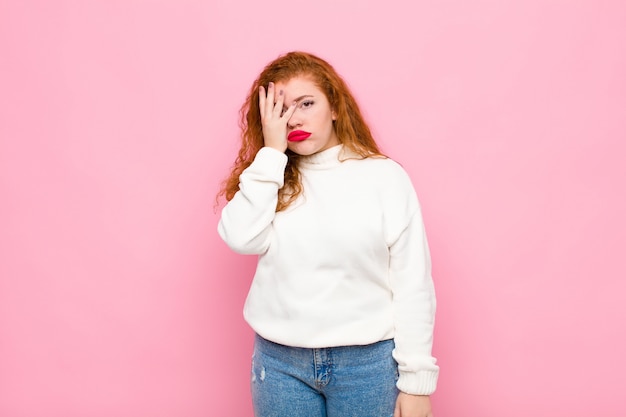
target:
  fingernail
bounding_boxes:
[279,90,284,96]
[268,82,274,88]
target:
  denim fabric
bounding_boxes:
[251,334,399,417]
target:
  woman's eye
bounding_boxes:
[280,100,314,115]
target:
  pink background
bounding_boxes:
[1,1,625,416]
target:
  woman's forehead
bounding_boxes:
[275,76,325,100]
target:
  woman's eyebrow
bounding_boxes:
[280,94,314,107]
[293,94,314,102]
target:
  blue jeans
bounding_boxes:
[251,334,399,417]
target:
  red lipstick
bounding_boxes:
[288,130,311,142]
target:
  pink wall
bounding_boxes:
[1,1,625,416]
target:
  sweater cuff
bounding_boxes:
[397,370,439,396]
[252,147,288,180]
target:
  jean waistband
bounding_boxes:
[254,333,395,366]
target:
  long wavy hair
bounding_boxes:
[218,51,384,211]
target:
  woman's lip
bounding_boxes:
[288,130,312,142]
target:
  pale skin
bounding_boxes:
[394,393,434,417]
[258,77,339,155]
[258,81,296,153]
[258,77,434,417]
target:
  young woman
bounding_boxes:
[217,51,439,417]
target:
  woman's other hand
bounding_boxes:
[394,393,434,417]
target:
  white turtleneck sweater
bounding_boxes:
[218,144,439,395]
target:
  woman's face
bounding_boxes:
[274,76,339,156]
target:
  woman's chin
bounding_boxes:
[287,140,319,156]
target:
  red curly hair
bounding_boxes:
[218,51,384,211]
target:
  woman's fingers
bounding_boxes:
[281,100,297,120]
[260,82,295,119]
[259,82,282,121]
[264,82,275,119]
[258,85,266,118]
[273,88,285,117]
[258,81,296,153]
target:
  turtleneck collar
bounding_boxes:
[298,144,356,170]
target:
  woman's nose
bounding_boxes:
[287,111,302,129]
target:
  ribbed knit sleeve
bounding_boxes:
[385,165,439,395]
[217,147,287,254]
